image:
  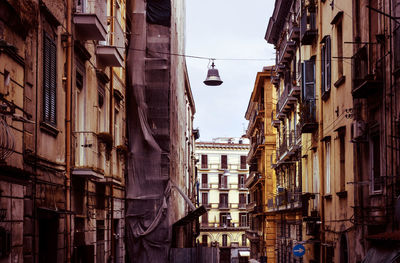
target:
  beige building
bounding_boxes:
[244,67,277,263]
[0,0,127,262]
[265,0,400,262]
[196,138,251,263]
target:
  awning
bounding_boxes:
[239,251,250,257]
[362,246,400,263]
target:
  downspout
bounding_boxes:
[109,0,115,261]
[66,0,72,261]
[317,1,325,262]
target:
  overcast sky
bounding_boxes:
[186,0,276,142]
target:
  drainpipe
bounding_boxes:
[65,0,72,261]
[109,0,115,261]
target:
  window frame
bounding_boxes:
[321,35,331,99]
[42,31,57,126]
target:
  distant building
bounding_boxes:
[196,138,251,263]
[244,67,277,263]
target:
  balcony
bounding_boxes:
[219,203,229,210]
[288,15,300,41]
[351,45,382,98]
[300,99,318,133]
[277,131,288,160]
[72,131,106,180]
[278,37,296,65]
[238,203,247,210]
[73,13,107,41]
[96,19,124,67]
[277,82,297,114]
[300,8,318,45]
[288,130,300,154]
[200,183,210,189]
[271,111,281,128]
[271,75,280,86]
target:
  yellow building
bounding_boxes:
[196,138,251,263]
[244,67,277,262]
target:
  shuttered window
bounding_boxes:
[302,59,315,100]
[321,36,331,98]
[43,33,57,126]
[221,155,227,169]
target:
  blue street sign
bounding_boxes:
[293,244,306,257]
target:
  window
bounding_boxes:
[219,193,228,209]
[302,58,316,101]
[238,174,246,189]
[239,213,247,227]
[239,193,246,208]
[201,154,208,168]
[201,173,208,188]
[337,21,344,77]
[219,173,228,189]
[325,141,331,194]
[220,213,229,227]
[201,235,208,246]
[240,155,247,169]
[241,234,247,246]
[201,214,208,226]
[370,133,382,193]
[97,84,106,132]
[222,234,228,247]
[201,192,208,206]
[43,32,57,126]
[221,155,228,169]
[321,36,331,98]
[339,128,346,192]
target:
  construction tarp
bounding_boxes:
[125,1,171,262]
[147,0,171,27]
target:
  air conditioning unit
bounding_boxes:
[352,120,366,141]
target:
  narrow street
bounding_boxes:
[0,0,400,263]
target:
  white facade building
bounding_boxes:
[195,138,251,263]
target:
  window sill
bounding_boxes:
[321,89,331,101]
[336,191,347,198]
[40,121,59,137]
[323,194,332,200]
[334,75,346,88]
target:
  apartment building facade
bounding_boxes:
[0,0,127,262]
[265,0,400,262]
[196,139,251,263]
[125,0,201,262]
[244,67,277,263]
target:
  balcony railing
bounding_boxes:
[300,99,318,133]
[73,131,107,179]
[238,203,247,209]
[300,8,317,45]
[271,111,281,128]
[218,203,229,209]
[351,45,382,98]
[277,81,297,114]
[278,36,296,65]
[73,0,107,41]
[200,183,209,189]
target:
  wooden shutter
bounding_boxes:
[221,155,227,169]
[201,155,207,168]
[240,156,246,169]
[326,36,331,91]
[302,59,315,100]
[43,33,57,125]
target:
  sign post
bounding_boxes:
[293,244,306,257]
